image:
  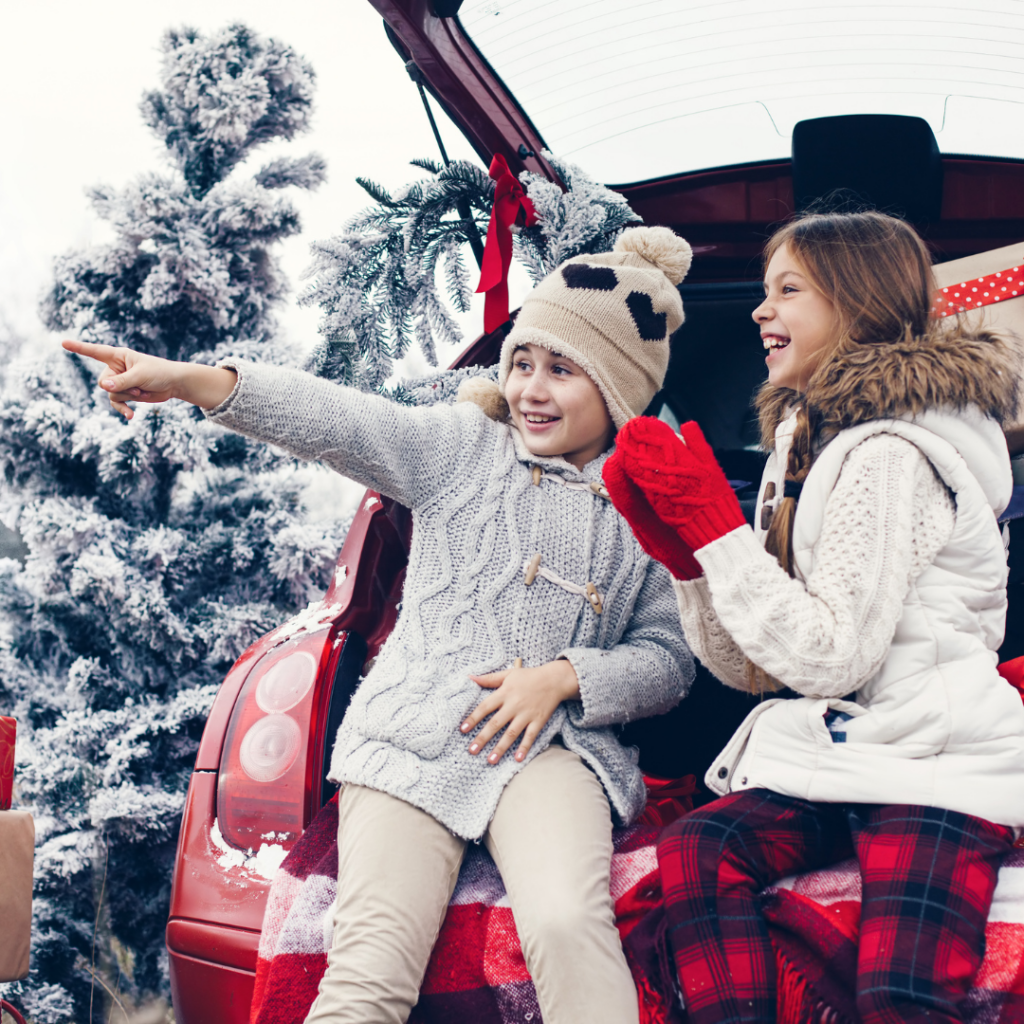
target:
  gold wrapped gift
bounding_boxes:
[0,808,33,982]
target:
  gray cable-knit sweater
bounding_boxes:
[207,361,693,840]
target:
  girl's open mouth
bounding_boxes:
[762,334,791,352]
[523,412,561,430]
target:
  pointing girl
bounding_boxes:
[66,227,695,1024]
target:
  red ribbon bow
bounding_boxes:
[476,153,537,335]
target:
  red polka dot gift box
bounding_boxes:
[932,240,1024,452]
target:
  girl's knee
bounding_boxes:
[520,890,616,956]
[657,802,743,862]
[657,809,734,894]
[657,796,790,896]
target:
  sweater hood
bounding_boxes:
[766,326,1020,515]
[911,407,1013,513]
[762,326,1022,442]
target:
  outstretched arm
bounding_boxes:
[62,341,237,417]
[64,342,494,509]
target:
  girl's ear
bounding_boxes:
[457,377,510,421]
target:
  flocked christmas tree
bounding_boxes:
[301,150,642,389]
[0,25,348,1023]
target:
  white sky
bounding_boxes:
[0,0,499,376]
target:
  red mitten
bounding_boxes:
[604,452,703,579]
[607,418,746,552]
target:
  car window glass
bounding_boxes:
[458,0,1024,184]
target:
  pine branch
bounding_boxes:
[304,152,641,388]
[409,157,443,174]
[355,176,398,207]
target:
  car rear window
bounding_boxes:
[457,0,1024,184]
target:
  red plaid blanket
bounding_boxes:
[761,850,1024,1023]
[251,787,1024,1024]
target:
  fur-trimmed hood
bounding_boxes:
[759,325,1023,446]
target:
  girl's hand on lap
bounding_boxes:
[462,659,580,765]
[62,340,237,419]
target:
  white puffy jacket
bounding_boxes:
[685,405,1024,828]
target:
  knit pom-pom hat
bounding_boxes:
[481,226,692,429]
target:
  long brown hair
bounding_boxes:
[748,211,937,691]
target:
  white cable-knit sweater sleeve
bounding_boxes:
[692,435,957,697]
[671,577,752,690]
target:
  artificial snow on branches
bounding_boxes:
[301,157,488,389]
[514,151,643,283]
[44,25,325,363]
[0,24,348,1023]
[301,151,641,388]
[379,363,499,408]
[141,24,319,199]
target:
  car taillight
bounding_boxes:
[217,630,336,851]
[238,714,302,783]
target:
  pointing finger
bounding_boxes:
[62,340,126,367]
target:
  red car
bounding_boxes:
[166,3,1024,1019]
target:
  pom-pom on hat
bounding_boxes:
[496,226,692,429]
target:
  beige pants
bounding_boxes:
[304,745,638,1024]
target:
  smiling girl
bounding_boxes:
[65,227,695,1024]
[604,211,1024,1023]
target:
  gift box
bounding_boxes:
[0,716,14,811]
[0,717,31,982]
[0,809,33,981]
[932,240,1024,452]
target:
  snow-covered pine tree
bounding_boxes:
[0,25,348,1024]
[302,150,642,388]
